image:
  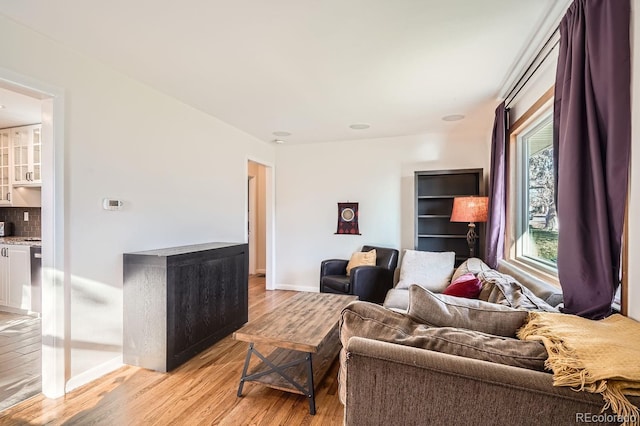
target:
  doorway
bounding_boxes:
[0,71,65,403]
[247,160,267,279]
[0,85,44,410]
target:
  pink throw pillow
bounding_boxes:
[442,273,482,299]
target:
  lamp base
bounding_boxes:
[466,222,477,258]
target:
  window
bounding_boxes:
[515,109,558,269]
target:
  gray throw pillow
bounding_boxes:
[339,301,547,373]
[406,284,530,338]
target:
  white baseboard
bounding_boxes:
[256,268,266,275]
[65,355,123,393]
[273,284,319,292]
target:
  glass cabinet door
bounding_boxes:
[0,131,10,204]
[12,128,30,184]
[32,127,41,182]
[10,124,41,186]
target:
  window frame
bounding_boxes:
[505,87,560,287]
[515,111,557,269]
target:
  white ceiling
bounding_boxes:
[0,0,562,143]
[0,86,42,129]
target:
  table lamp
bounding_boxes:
[450,196,488,258]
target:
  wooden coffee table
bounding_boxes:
[233,292,357,414]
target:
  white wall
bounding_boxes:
[0,15,275,388]
[274,103,494,291]
[508,47,557,123]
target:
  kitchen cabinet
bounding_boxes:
[12,124,41,186]
[0,244,32,310]
[123,242,249,372]
[0,130,11,205]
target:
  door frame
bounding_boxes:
[0,67,66,398]
[247,175,257,275]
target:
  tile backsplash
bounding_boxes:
[0,207,41,237]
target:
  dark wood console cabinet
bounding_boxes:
[123,242,248,372]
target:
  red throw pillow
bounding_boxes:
[442,273,482,299]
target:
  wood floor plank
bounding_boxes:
[13,341,41,355]
[0,334,41,352]
[0,276,345,425]
[0,311,41,413]
[0,350,39,371]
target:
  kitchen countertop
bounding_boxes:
[0,237,42,247]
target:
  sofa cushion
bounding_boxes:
[346,249,376,276]
[339,301,547,376]
[406,284,530,338]
[396,250,455,292]
[442,273,482,298]
[451,257,492,282]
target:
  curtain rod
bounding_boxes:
[504,26,560,109]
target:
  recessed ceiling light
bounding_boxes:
[349,123,371,130]
[273,131,292,137]
[442,114,465,122]
[0,105,5,109]
[273,139,285,144]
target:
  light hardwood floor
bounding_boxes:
[0,311,41,413]
[0,277,346,425]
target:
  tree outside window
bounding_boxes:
[520,114,558,266]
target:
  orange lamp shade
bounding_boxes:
[450,196,488,223]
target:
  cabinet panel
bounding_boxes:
[8,246,31,309]
[168,252,246,367]
[0,244,32,310]
[124,242,248,372]
[416,174,480,197]
[416,198,454,216]
[417,217,470,235]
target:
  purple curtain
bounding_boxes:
[553,0,630,319]
[485,102,507,269]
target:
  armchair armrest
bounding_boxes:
[321,259,349,277]
[350,266,395,303]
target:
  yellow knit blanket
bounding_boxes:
[518,313,640,426]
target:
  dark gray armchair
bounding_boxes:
[320,245,399,303]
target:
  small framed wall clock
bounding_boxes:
[335,202,361,235]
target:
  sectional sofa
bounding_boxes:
[338,259,639,426]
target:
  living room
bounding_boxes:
[1,0,640,424]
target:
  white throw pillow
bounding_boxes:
[395,250,455,292]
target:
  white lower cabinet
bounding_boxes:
[0,245,31,310]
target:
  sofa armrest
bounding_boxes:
[350,266,394,303]
[320,259,348,277]
[344,337,629,426]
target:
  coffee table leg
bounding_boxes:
[237,343,254,397]
[306,352,316,415]
[236,344,318,415]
